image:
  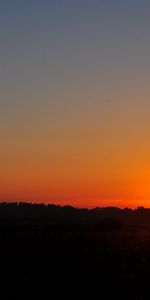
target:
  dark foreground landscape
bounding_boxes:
[1,203,150,299]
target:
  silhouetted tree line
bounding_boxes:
[0,202,149,229]
[0,202,150,299]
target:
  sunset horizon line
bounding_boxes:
[0,200,148,210]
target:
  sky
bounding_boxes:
[1,0,150,208]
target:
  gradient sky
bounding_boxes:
[1,0,150,208]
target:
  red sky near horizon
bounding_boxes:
[1,1,150,208]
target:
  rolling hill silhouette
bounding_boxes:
[0,202,150,299]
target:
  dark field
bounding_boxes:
[0,204,150,299]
